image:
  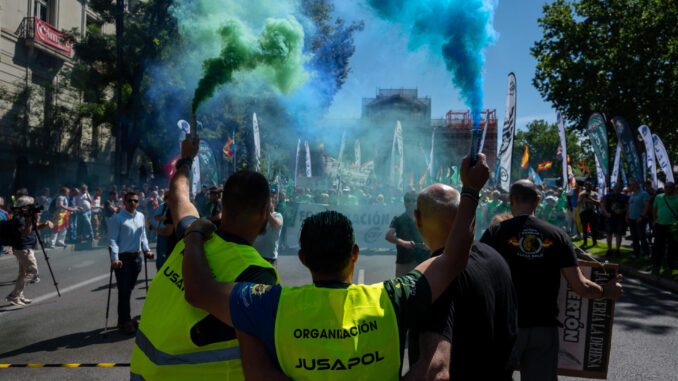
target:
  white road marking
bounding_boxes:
[357,269,365,284]
[0,272,110,318]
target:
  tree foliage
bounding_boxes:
[531,0,678,154]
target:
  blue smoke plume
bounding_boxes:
[366,0,498,127]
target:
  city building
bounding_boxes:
[0,0,115,194]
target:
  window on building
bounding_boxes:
[34,0,49,22]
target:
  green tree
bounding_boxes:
[531,0,678,155]
[511,120,595,184]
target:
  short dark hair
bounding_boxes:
[299,211,354,274]
[222,171,270,220]
[124,191,138,200]
[510,180,540,205]
[404,190,417,203]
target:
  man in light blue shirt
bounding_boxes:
[626,181,650,259]
[108,191,153,334]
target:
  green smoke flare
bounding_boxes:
[192,16,307,113]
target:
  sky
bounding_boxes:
[327,0,555,131]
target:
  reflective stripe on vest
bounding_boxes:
[274,283,400,381]
[130,234,279,380]
[135,328,241,366]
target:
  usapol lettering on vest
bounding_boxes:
[163,265,184,291]
[295,351,385,371]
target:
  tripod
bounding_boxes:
[32,219,61,297]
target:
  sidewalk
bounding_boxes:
[575,237,678,295]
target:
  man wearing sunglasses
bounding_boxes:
[108,191,154,334]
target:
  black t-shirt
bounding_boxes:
[480,215,578,328]
[409,243,518,380]
[209,201,222,217]
[389,213,426,264]
[162,204,179,257]
[104,199,116,218]
[12,217,37,250]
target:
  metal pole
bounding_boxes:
[104,266,114,336]
[115,0,125,183]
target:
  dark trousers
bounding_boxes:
[653,224,676,270]
[628,219,650,257]
[580,210,599,243]
[114,255,142,324]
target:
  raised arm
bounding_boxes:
[416,154,489,302]
[169,135,201,231]
[182,228,235,326]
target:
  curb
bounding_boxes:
[615,263,678,295]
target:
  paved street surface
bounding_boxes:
[0,243,676,380]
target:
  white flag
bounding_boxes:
[557,110,569,191]
[611,144,621,189]
[354,140,361,167]
[252,113,261,172]
[429,129,436,177]
[391,121,404,190]
[638,125,657,189]
[305,140,312,177]
[652,134,674,183]
[338,130,346,164]
[595,154,607,197]
[294,139,300,186]
[497,73,517,192]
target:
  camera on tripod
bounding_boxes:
[19,204,44,218]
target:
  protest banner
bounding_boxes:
[283,203,400,249]
[557,260,618,379]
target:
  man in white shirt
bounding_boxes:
[77,184,94,241]
[253,195,283,266]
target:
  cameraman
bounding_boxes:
[5,197,52,307]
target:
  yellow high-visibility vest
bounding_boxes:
[275,283,400,381]
[130,234,279,380]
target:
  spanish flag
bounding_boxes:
[223,135,234,157]
[537,161,553,171]
[520,144,529,169]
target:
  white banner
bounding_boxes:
[429,129,436,177]
[294,139,301,186]
[391,121,404,190]
[252,113,261,172]
[611,144,621,189]
[283,203,401,249]
[497,73,517,192]
[595,154,607,197]
[638,125,657,189]
[652,134,674,183]
[304,140,312,177]
[354,139,361,167]
[557,110,569,191]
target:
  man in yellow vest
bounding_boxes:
[130,133,279,380]
[181,149,490,379]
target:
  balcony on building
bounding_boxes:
[19,17,73,61]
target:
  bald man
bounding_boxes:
[404,184,518,380]
[481,180,622,381]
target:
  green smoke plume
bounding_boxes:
[192,16,308,113]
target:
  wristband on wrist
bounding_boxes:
[176,158,193,170]
[461,192,479,204]
[461,186,480,196]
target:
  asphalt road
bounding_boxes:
[0,243,676,380]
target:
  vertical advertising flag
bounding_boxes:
[557,111,569,190]
[252,113,262,172]
[304,140,312,177]
[611,144,621,189]
[338,130,346,164]
[198,139,219,186]
[595,154,607,197]
[611,116,643,182]
[497,73,517,192]
[586,113,609,180]
[354,139,361,167]
[294,138,300,186]
[391,121,404,190]
[652,134,674,183]
[429,129,436,177]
